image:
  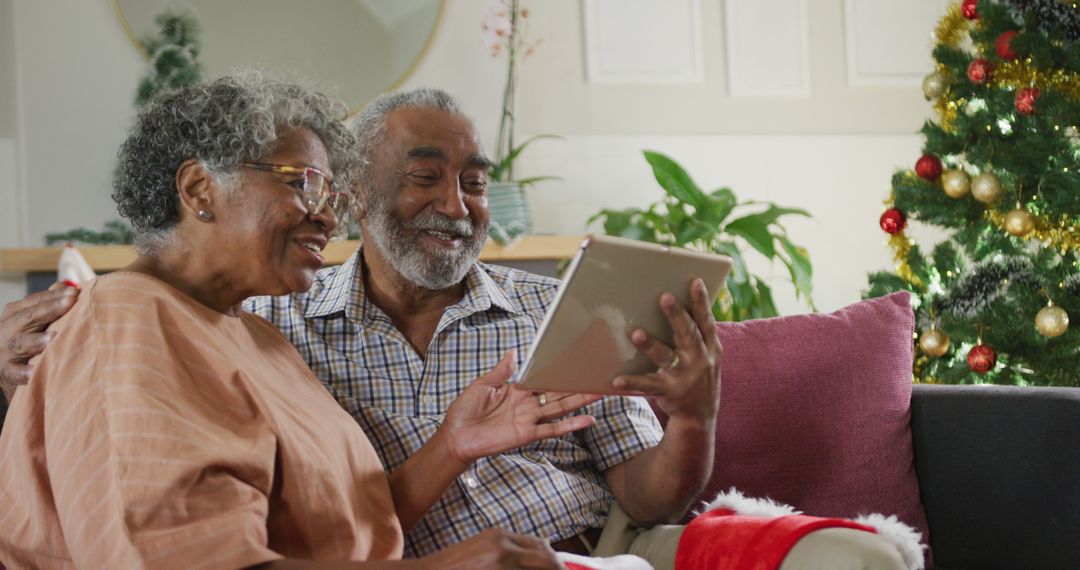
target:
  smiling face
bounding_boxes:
[361,107,491,290]
[214,126,338,296]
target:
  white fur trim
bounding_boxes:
[703,489,926,570]
[853,513,927,570]
[705,487,801,517]
[58,245,96,286]
[555,552,654,570]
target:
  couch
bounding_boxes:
[910,383,1080,570]
[4,306,1075,570]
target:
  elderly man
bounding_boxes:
[1,88,906,569]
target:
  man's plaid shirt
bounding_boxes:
[244,249,663,557]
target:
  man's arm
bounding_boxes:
[0,284,79,401]
[387,351,600,532]
[602,278,723,525]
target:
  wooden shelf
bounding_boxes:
[0,235,586,273]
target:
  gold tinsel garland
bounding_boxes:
[935,4,968,48]
[929,3,967,131]
[885,190,926,289]
[888,232,926,288]
[986,209,1080,252]
[933,91,964,132]
[991,58,1080,102]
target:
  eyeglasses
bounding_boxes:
[242,162,354,239]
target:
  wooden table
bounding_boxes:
[1,236,586,294]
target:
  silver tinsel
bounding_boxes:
[1007,0,1080,41]
[1065,272,1080,297]
[940,256,1041,319]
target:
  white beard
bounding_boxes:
[364,190,487,291]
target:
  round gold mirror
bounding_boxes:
[112,0,444,114]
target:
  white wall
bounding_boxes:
[8,0,506,250]
[4,0,950,314]
[523,134,928,315]
[14,0,142,250]
[1,0,23,306]
[0,137,20,307]
[0,0,13,137]
[510,0,947,313]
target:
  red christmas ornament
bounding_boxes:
[967,344,997,374]
[967,59,993,84]
[879,208,907,235]
[1016,87,1039,115]
[995,30,1019,60]
[961,0,979,20]
[915,154,944,181]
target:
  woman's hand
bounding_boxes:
[422,528,565,570]
[441,350,601,464]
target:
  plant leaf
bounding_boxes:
[675,220,713,245]
[699,188,737,225]
[777,234,814,301]
[491,134,563,182]
[593,209,636,235]
[619,221,657,242]
[713,241,750,285]
[643,151,709,210]
[756,204,813,226]
[725,214,776,258]
[752,277,780,318]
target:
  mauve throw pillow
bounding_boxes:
[651,292,930,563]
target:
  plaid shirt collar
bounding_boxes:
[302,247,523,322]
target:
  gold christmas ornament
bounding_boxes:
[923,71,949,99]
[971,172,1003,204]
[941,169,971,198]
[1036,304,1070,337]
[1004,206,1035,237]
[919,328,951,357]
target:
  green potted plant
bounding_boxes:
[482,0,558,244]
[590,151,816,321]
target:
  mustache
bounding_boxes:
[408,210,476,237]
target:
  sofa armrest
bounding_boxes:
[911,384,1080,570]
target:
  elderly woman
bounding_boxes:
[0,75,596,569]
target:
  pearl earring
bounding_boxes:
[197,209,213,221]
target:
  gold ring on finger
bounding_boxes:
[663,354,680,370]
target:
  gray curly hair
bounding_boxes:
[113,73,358,254]
[350,87,470,191]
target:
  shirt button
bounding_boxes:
[421,395,434,404]
[465,477,479,488]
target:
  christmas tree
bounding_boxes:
[865,0,1080,386]
[134,9,202,106]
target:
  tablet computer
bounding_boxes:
[518,235,732,395]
